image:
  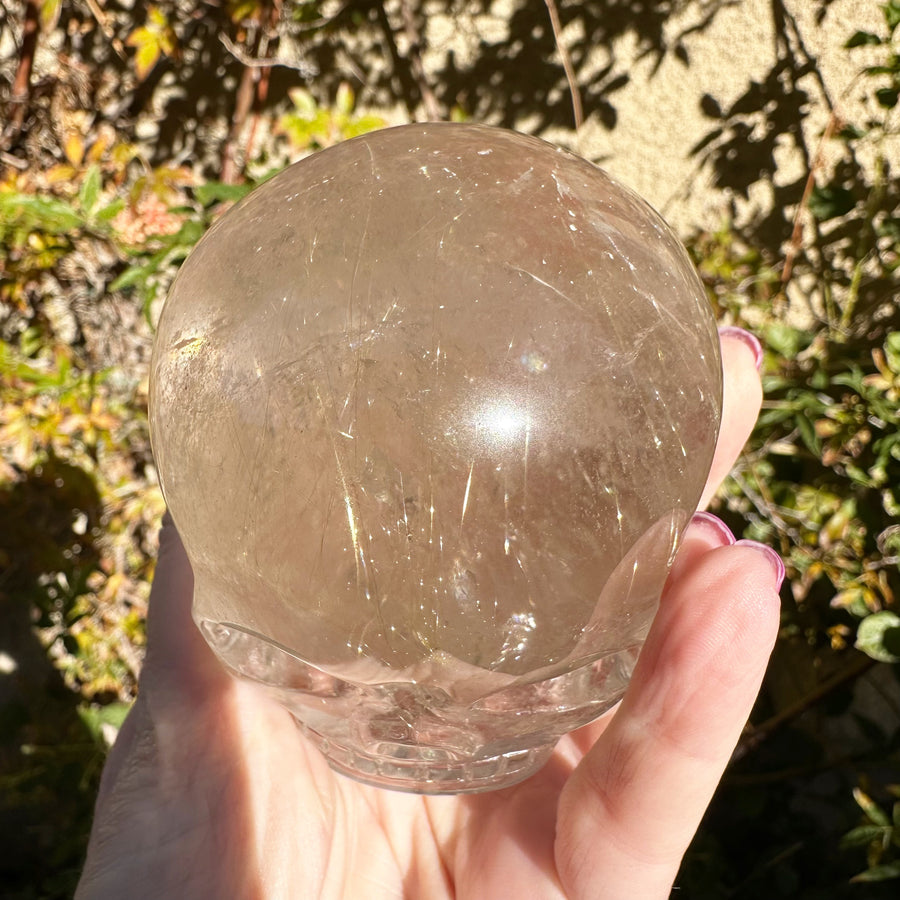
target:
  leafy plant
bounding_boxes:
[125,5,178,81]
[277,82,386,152]
[842,785,900,883]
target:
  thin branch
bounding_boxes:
[218,31,316,77]
[782,110,838,289]
[544,0,583,130]
[84,0,127,60]
[0,150,29,170]
[243,0,282,173]
[375,2,418,120]
[3,0,41,146]
[398,0,441,121]
[222,20,263,184]
[732,651,877,762]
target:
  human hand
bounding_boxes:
[76,327,781,900]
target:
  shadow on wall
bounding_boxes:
[690,0,899,329]
[0,0,864,273]
[1,2,731,174]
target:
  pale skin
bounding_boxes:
[76,330,781,900]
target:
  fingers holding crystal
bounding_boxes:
[555,528,781,899]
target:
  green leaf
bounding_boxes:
[0,193,83,233]
[96,197,125,223]
[287,87,317,117]
[856,611,900,663]
[170,218,205,247]
[110,264,151,292]
[840,825,892,848]
[877,217,900,242]
[77,701,132,746]
[839,123,867,140]
[885,332,900,373]
[40,0,62,30]
[795,410,822,455]
[808,184,856,221]
[78,164,102,217]
[886,1,900,32]
[343,116,386,139]
[851,861,900,883]
[845,30,882,48]
[194,180,254,206]
[763,321,804,358]
[876,87,899,109]
[336,82,355,116]
[854,787,892,826]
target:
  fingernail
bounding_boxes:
[735,539,785,590]
[690,511,736,545]
[719,325,764,372]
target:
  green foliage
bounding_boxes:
[693,0,900,661]
[277,83,386,152]
[0,337,160,897]
[125,6,178,81]
[0,171,124,309]
[842,785,900,882]
[0,337,161,697]
[856,611,900,663]
[844,2,900,115]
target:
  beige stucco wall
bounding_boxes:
[426,0,892,238]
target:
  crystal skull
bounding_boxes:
[149,123,722,793]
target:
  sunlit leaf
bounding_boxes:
[854,787,892,826]
[40,0,62,30]
[840,825,892,848]
[194,181,254,206]
[64,133,85,167]
[131,32,162,81]
[336,82,355,116]
[78,165,102,217]
[0,193,82,232]
[856,611,900,663]
[850,861,900,882]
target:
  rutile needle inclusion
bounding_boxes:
[149,123,722,793]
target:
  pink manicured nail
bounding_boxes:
[718,325,764,372]
[690,511,736,545]
[735,539,785,590]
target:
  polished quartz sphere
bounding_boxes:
[150,123,722,793]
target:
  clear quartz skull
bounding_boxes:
[150,123,722,793]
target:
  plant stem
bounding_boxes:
[544,0,583,130]
[733,651,878,762]
[3,0,41,148]
[398,0,441,120]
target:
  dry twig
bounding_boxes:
[398,0,441,121]
[782,110,839,289]
[84,0,127,60]
[218,31,316,77]
[4,0,41,147]
[544,0,583,129]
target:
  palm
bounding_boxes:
[78,333,780,900]
[89,664,605,899]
